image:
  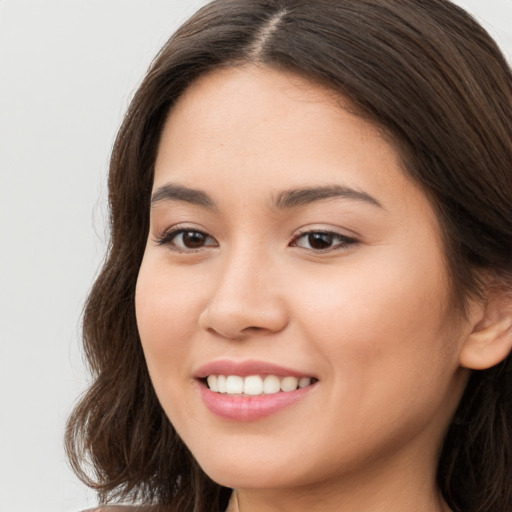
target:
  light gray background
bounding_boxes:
[1,1,511,511]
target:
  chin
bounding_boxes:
[201,462,302,490]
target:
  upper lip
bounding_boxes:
[194,359,315,379]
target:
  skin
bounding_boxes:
[135,66,479,512]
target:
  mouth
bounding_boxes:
[195,360,318,421]
[203,374,316,396]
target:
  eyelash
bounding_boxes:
[155,228,217,252]
[290,230,358,252]
[155,227,358,253]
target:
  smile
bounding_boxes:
[195,360,318,420]
[206,374,313,395]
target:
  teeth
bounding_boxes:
[206,375,313,395]
[280,376,298,392]
[263,375,280,394]
[217,375,227,393]
[226,375,244,394]
[299,377,311,388]
[244,375,264,395]
[207,375,218,392]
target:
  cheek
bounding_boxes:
[134,255,214,430]
[289,245,459,395]
[282,254,464,462]
[135,255,204,384]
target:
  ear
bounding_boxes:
[459,288,512,370]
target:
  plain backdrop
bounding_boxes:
[0,1,511,511]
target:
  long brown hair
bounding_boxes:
[66,1,512,511]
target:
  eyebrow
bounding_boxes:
[151,183,382,210]
[273,185,383,209]
[151,183,216,209]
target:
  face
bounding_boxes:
[135,66,471,493]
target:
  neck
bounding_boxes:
[228,446,452,512]
[231,482,450,512]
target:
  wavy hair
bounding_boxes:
[66,1,512,511]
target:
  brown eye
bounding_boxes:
[292,231,357,252]
[157,228,218,251]
[182,231,208,248]
[306,233,334,250]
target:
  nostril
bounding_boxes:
[198,294,289,339]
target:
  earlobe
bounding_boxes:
[459,290,512,370]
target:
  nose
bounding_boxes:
[198,247,289,340]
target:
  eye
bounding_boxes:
[156,228,218,251]
[291,231,357,251]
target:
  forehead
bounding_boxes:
[154,66,405,196]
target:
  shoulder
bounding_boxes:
[81,507,152,512]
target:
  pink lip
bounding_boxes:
[198,382,316,421]
[194,359,317,421]
[194,359,314,379]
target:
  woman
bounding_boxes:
[66,1,512,511]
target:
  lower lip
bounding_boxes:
[198,382,315,421]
